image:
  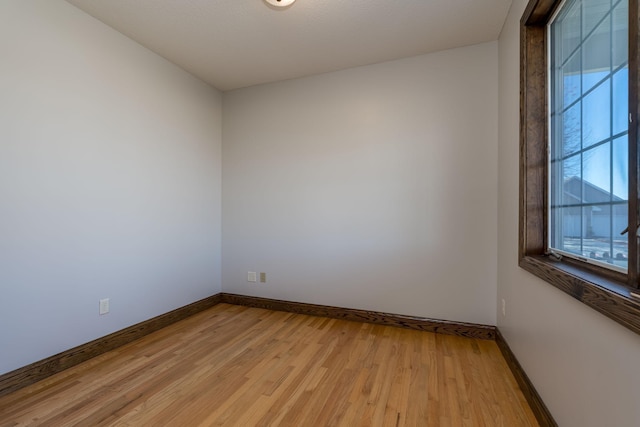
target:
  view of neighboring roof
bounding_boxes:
[562,176,625,205]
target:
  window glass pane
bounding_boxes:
[583,143,610,199]
[612,0,629,69]
[562,0,582,63]
[562,102,582,156]
[583,203,610,251]
[563,54,582,106]
[551,206,582,254]
[613,68,629,135]
[583,0,610,37]
[553,208,590,256]
[612,135,628,200]
[612,202,629,269]
[563,154,582,186]
[582,17,610,93]
[549,0,628,271]
[550,154,581,214]
[582,79,610,148]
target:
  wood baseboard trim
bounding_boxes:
[0,293,222,398]
[220,293,496,340]
[495,328,557,427]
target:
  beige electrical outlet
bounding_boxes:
[260,272,266,283]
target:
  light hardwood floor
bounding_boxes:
[0,303,539,426]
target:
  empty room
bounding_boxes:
[1,0,640,426]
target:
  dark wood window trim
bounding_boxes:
[520,0,640,335]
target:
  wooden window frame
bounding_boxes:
[520,0,640,335]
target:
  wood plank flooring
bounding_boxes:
[0,304,539,426]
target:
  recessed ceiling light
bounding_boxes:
[264,0,296,8]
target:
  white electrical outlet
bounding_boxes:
[99,298,110,315]
[248,271,257,282]
[501,299,506,317]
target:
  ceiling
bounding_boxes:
[65,0,512,91]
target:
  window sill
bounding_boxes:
[520,255,640,335]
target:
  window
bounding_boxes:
[549,0,629,272]
[520,0,640,335]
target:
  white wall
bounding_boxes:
[222,43,499,325]
[0,0,222,375]
[497,1,640,426]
